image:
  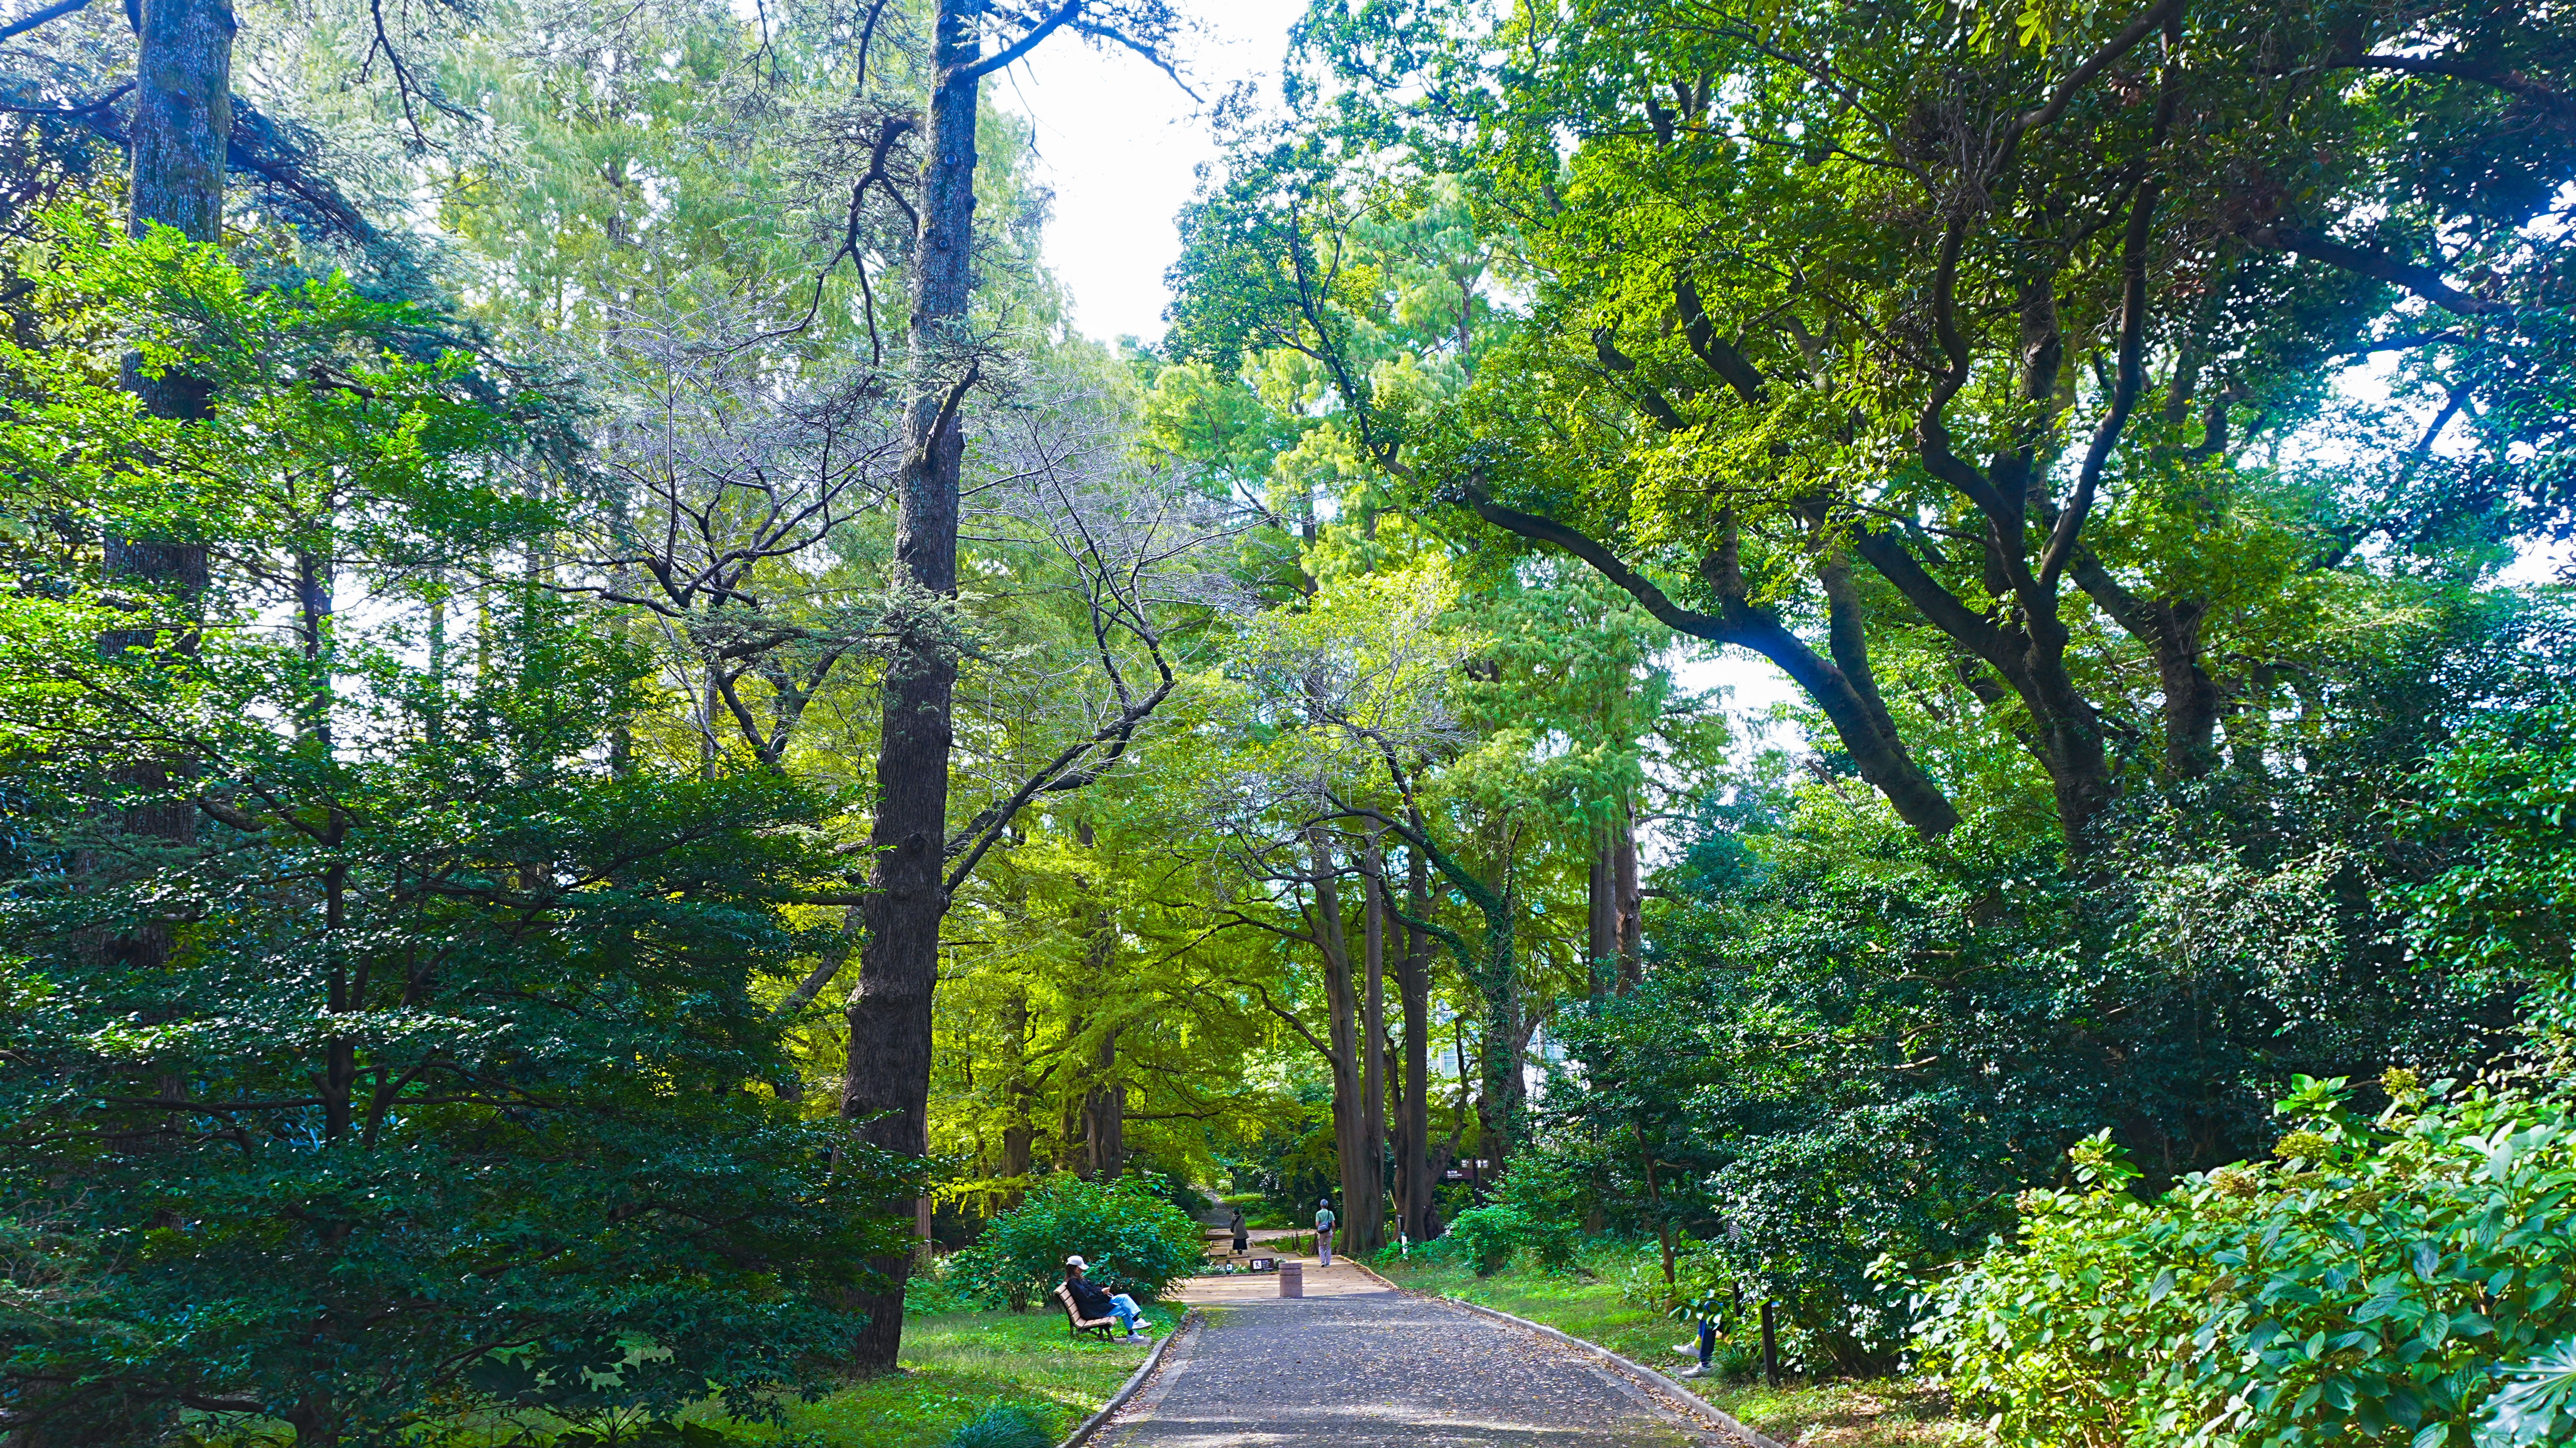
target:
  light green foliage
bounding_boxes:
[944,1175,1204,1310]
[1914,1079,2576,1447]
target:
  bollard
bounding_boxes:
[1279,1261,1304,1298]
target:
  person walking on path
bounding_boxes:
[1229,1208,1248,1255]
[1064,1255,1152,1343]
[1313,1199,1336,1267]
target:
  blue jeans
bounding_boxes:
[1107,1293,1144,1332]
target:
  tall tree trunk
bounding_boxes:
[98,0,233,973]
[1612,802,1642,992]
[1397,844,1432,1240]
[999,987,1033,1200]
[1355,825,1388,1255]
[129,0,231,246]
[1080,1025,1124,1179]
[836,0,980,1371]
[1308,832,1369,1249]
[1585,820,1615,1000]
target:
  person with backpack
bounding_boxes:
[1314,1198,1337,1267]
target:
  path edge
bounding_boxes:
[1055,1305,1198,1448]
[1392,1284,1793,1448]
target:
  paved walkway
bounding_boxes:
[1096,1258,1727,1448]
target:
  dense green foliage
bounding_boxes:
[0,228,904,1445]
[1916,1080,2576,1447]
[4,0,2572,1437]
[1150,0,2576,1423]
[1907,699,2576,1446]
[944,1176,1204,1311]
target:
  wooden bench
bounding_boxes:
[1053,1284,1121,1341]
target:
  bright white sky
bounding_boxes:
[988,1,1311,347]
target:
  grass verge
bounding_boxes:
[701,1305,1166,1448]
[1370,1256,1978,1448]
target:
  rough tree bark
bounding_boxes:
[1306,831,1380,1254]
[1357,824,1389,1255]
[1079,1026,1124,1179]
[1612,805,1642,990]
[832,0,1184,1369]
[1585,820,1615,999]
[98,0,233,915]
[1583,805,1642,995]
[1396,843,1433,1239]
[129,0,232,247]
[836,0,980,1372]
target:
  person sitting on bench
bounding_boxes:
[1063,1255,1149,1343]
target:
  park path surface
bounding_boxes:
[1094,1257,1727,1448]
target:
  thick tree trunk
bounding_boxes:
[1355,827,1388,1255]
[1308,833,1372,1251]
[1612,806,1642,991]
[1585,822,1615,999]
[837,0,979,1373]
[1080,1026,1124,1179]
[92,0,230,997]
[999,988,1033,1199]
[130,0,231,245]
[1476,911,1522,1180]
[1396,843,1433,1241]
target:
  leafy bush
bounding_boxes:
[945,1174,1203,1309]
[904,1262,980,1316]
[1435,1204,1573,1275]
[1912,1074,2576,1448]
[944,1403,1053,1448]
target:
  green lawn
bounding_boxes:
[1370,1257,1980,1448]
[692,1306,1166,1448]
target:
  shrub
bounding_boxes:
[1435,1204,1573,1275]
[944,1403,1053,1448]
[946,1173,1203,1310]
[1912,1075,2576,1448]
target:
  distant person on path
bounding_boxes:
[1229,1207,1248,1254]
[1314,1199,1337,1266]
[1063,1255,1150,1343]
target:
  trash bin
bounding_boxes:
[1279,1261,1304,1298]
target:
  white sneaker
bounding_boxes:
[1677,1364,1711,1379]
[1672,1342,1700,1358]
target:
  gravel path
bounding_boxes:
[1094,1264,1726,1448]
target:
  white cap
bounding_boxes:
[1065,1255,1087,1268]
